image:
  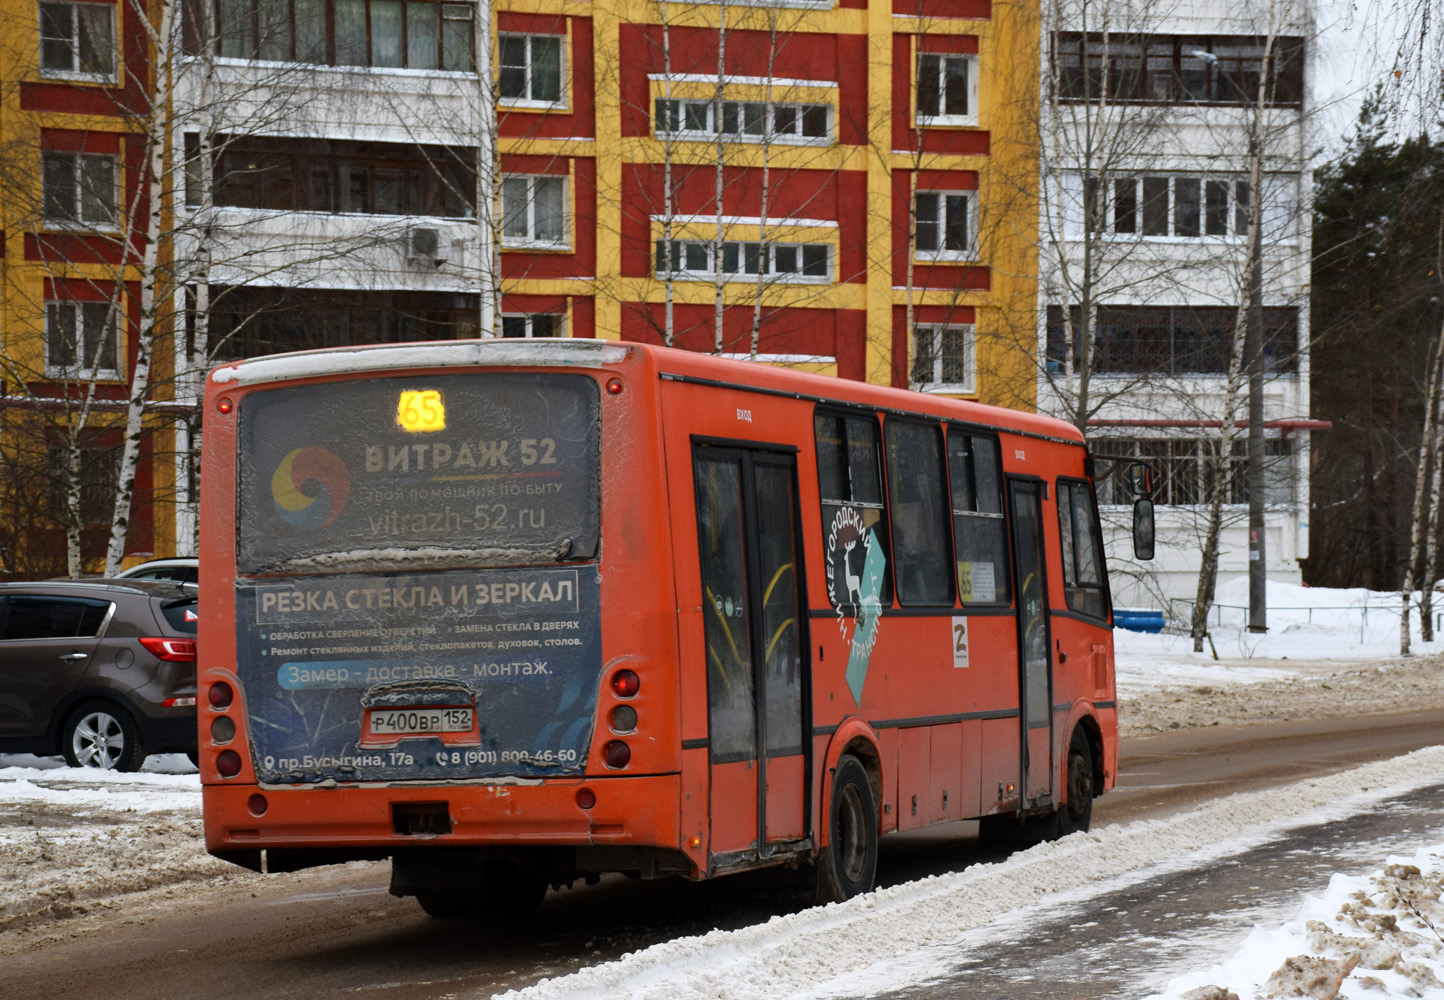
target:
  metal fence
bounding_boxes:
[1165,599,1415,644]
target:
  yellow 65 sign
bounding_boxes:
[396,389,446,433]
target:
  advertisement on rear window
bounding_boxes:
[237,374,600,574]
[235,567,601,783]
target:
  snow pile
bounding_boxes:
[0,754,223,933]
[488,747,1444,1000]
[1150,845,1444,1000]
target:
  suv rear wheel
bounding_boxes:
[63,702,146,771]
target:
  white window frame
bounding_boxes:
[42,150,118,229]
[911,324,975,394]
[1071,173,1295,245]
[915,51,978,127]
[497,32,566,109]
[45,300,120,380]
[500,313,565,338]
[39,0,117,81]
[499,173,569,249]
[1089,434,1294,508]
[655,239,832,284]
[654,98,832,146]
[1108,174,1247,240]
[913,189,977,261]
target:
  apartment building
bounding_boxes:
[1035,0,1317,610]
[0,0,179,574]
[5,0,1043,570]
[176,0,1041,378]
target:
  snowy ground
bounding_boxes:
[1116,578,1444,736]
[1147,843,1444,1000]
[4,577,1444,998]
[488,751,1444,1000]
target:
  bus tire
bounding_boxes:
[1059,727,1094,835]
[978,729,1094,846]
[414,891,473,919]
[413,860,547,921]
[813,755,878,904]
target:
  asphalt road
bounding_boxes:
[6,709,1444,1000]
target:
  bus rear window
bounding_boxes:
[237,373,600,574]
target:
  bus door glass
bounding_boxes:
[1055,478,1112,699]
[693,445,806,860]
[1007,478,1053,807]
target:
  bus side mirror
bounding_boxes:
[1132,498,1155,561]
[1126,462,1152,498]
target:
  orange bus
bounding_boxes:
[198,339,1153,914]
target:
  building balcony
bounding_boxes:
[174,206,484,293]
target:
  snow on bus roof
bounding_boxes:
[208,339,1083,444]
[209,339,633,386]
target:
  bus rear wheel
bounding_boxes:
[978,728,1095,845]
[812,755,878,904]
[400,858,547,921]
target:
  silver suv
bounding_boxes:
[0,580,198,770]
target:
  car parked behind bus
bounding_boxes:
[0,580,199,770]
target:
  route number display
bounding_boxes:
[396,389,446,433]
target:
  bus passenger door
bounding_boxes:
[1008,479,1053,808]
[693,446,808,863]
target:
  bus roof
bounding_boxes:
[208,338,1083,447]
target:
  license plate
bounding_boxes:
[369,707,474,736]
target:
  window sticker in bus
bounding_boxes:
[236,373,600,574]
[947,429,1011,606]
[234,565,602,783]
[814,410,889,704]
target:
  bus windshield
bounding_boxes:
[237,373,600,575]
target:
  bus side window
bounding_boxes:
[946,431,1011,606]
[815,411,893,609]
[1057,479,1108,619]
[884,419,953,606]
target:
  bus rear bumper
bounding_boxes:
[203,774,685,863]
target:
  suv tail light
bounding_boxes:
[140,637,197,662]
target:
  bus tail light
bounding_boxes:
[611,669,640,698]
[216,750,243,778]
[575,788,596,809]
[211,716,236,743]
[209,682,234,709]
[609,705,637,733]
[248,794,268,816]
[140,637,197,662]
[602,741,630,769]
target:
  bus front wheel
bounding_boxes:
[812,755,878,904]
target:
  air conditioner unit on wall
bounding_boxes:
[406,226,446,269]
